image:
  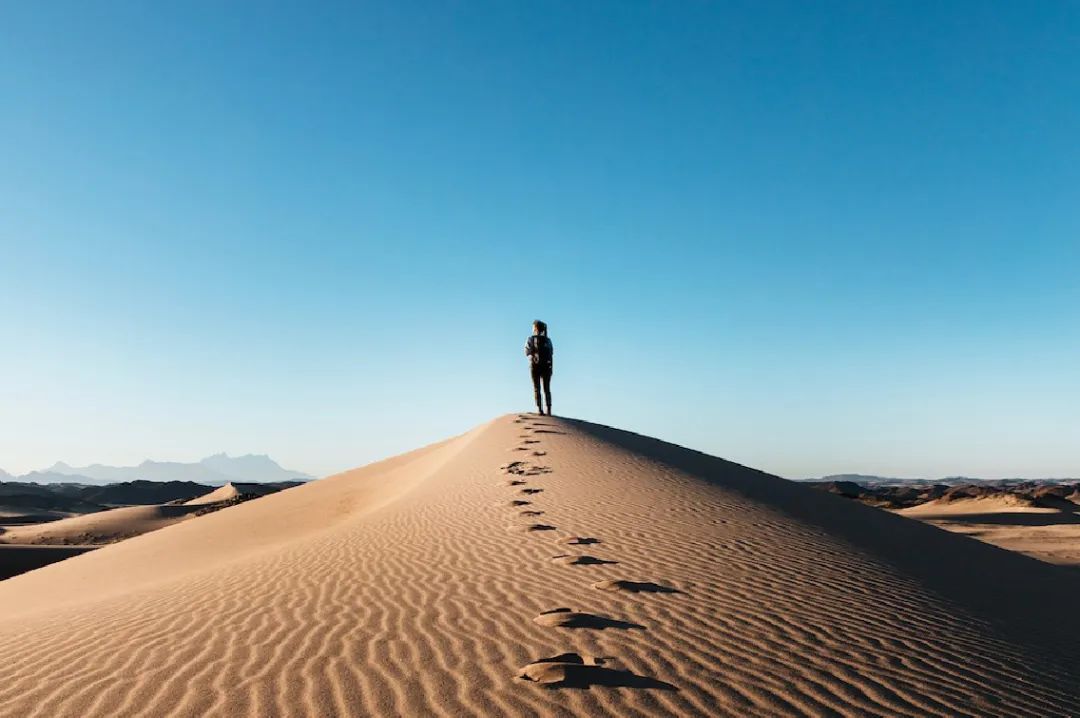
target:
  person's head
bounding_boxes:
[532,320,547,336]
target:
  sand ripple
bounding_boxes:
[1,415,1079,716]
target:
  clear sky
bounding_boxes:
[2,1,1078,479]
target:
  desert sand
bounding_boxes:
[900,496,1080,567]
[1,414,1079,717]
[0,482,293,553]
[183,481,281,506]
[0,504,217,546]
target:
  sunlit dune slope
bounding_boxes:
[183,481,282,505]
[0,504,211,545]
[898,494,1080,569]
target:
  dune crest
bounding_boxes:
[183,481,280,506]
[1,415,1079,717]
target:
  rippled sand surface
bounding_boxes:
[2,414,1079,717]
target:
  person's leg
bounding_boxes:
[542,370,552,415]
[531,366,543,413]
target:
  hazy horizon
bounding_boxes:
[2,2,1077,480]
[3,411,1079,483]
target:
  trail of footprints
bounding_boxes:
[500,414,679,690]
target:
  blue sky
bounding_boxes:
[1,1,1077,479]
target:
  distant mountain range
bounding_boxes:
[0,454,315,486]
[803,473,1080,486]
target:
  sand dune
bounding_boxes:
[0,504,221,546]
[902,495,1053,515]
[899,497,1080,567]
[183,481,281,506]
[0,482,298,553]
[1,415,1079,717]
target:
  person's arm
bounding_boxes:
[524,336,534,358]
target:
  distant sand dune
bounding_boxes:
[1,416,1079,717]
[0,504,213,546]
[899,496,1080,567]
[183,481,280,506]
[0,482,293,550]
[902,495,1054,516]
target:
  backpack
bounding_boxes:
[532,336,553,366]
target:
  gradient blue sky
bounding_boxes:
[2,1,1078,479]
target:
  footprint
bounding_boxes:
[520,488,543,495]
[591,580,680,594]
[531,451,547,457]
[520,510,545,517]
[533,608,644,630]
[518,653,675,690]
[509,500,532,506]
[533,429,567,435]
[502,479,527,486]
[551,555,618,566]
[522,439,540,444]
[504,463,550,477]
[512,523,557,532]
[559,536,601,546]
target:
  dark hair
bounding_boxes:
[532,319,548,335]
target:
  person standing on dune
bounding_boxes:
[525,320,554,415]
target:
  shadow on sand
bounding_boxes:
[521,653,676,690]
[916,511,1080,527]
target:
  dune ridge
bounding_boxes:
[183,482,281,506]
[0,504,214,546]
[1,415,1078,717]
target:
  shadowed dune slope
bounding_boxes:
[1,415,1079,718]
[0,545,98,580]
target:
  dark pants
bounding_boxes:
[531,364,552,414]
